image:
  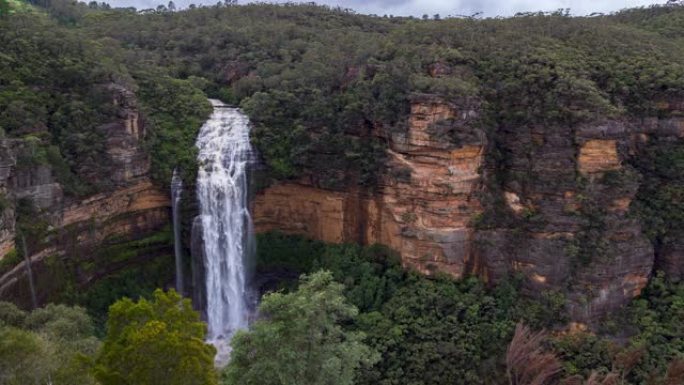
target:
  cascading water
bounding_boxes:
[195,99,255,364]
[171,168,184,295]
[18,233,37,310]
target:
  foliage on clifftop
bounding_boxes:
[65,2,684,189]
[0,11,117,195]
[0,7,209,195]
[4,1,684,191]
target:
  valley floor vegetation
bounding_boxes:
[2,232,682,385]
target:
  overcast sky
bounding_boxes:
[106,0,662,17]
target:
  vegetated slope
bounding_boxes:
[0,3,682,384]
[0,3,209,317]
[76,2,684,318]
[254,232,684,385]
[0,4,210,192]
[5,1,682,321]
[77,3,684,185]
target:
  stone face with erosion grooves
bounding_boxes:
[255,95,485,277]
[61,181,168,227]
[659,241,684,282]
[253,94,683,325]
[364,96,484,276]
[578,139,621,175]
[253,184,346,244]
[104,84,150,185]
[0,84,171,308]
[0,141,16,257]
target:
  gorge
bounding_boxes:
[0,2,683,383]
[0,3,682,328]
[252,94,683,325]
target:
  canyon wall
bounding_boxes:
[254,94,684,325]
[0,81,678,325]
[0,84,171,307]
[256,95,485,276]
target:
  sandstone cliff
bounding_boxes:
[253,94,684,325]
[0,85,171,307]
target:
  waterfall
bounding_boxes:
[195,99,255,363]
[19,233,37,309]
[190,216,206,316]
[171,168,184,295]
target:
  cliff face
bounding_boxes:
[254,95,683,324]
[0,85,171,307]
[0,83,676,324]
[255,96,485,277]
[476,120,653,323]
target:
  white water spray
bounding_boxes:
[196,99,255,364]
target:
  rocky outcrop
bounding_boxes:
[254,94,683,325]
[364,95,484,276]
[0,84,171,307]
[104,84,149,185]
[646,98,684,283]
[0,140,65,258]
[577,139,621,175]
[659,242,684,281]
[476,118,656,323]
[255,94,485,276]
[0,141,17,257]
[254,184,347,244]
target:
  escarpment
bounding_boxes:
[2,3,683,329]
[0,85,171,307]
[254,94,684,325]
[255,95,485,277]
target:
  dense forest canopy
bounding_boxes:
[2,0,682,256]
[76,1,684,189]
[0,0,211,192]
[1,1,684,384]
[2,234,683,384]
[2,0,684,188]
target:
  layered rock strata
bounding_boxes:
[0,85,171,307]
[255,95,485,277]
[253,94,683,324]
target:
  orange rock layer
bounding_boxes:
[255,98,485,276]
[0,85,171,307]
[578,139,621,175]
[253,96,682,324]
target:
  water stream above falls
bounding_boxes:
[195,99,256,365]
